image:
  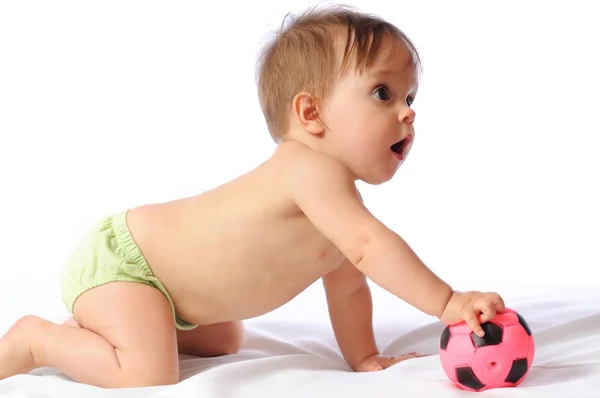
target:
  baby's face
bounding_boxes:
[319,35,419,184]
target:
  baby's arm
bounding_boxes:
[292,153,452,318]
[321,258,378,370]
[291,150,504,336]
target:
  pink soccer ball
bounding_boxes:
[438,308,535,392]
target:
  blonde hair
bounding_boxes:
[256,4,421,143]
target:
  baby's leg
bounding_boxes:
[177,321,243,357]
[0,282,179,388]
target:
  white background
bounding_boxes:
[0,0,598,332]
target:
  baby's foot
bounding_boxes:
[0,315,43,380]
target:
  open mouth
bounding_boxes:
[391,135,413,159]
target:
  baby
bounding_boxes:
[0,4,505,388]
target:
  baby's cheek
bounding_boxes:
[325,103,369,148]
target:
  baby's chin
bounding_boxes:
[358,166,401,185]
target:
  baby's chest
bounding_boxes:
[221,215,348,291]
[258,234,345,282]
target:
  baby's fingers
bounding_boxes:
[491,293,506,312]
[478,306,497,323]
[389,352,429,364]
[475,297,500,323]
[355,358,383,372]
[462,310,485,337]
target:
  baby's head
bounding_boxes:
[257,5,421,184]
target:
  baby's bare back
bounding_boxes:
[126,144,345,325]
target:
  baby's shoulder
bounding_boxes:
[266,141,358,207]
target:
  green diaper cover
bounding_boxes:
[60,210,197,330]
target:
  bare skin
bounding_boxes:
[0,32,505,387]
[126,146,349,326]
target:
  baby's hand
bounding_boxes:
[353,352,429,372]
[440,291,505,337]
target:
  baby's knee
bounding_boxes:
[117,353,180,388]
[217,321,244,355]
[217,339,241,356]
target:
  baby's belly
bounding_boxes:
[220,281,314,321]
[171,256,344,325]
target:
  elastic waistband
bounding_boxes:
[111,210,149,268]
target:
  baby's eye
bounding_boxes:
[407,96,415,107]
[373,85,391,101]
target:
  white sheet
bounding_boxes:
[1,283,599,397]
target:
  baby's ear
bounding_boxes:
[292,92,325,136]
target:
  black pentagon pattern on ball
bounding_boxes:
[470,322,503,348]
[516,312,532,336]
[440,326,451,350]
[456,366,485,390]
[505,358,529,383]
